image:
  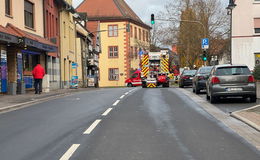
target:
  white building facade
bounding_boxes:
[232,0,260,70]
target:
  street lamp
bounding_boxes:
[226,0,236,64]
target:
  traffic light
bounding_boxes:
[126,23,130,32]
[202,51,207,61]
[151,14,155,25]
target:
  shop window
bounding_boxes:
[23,54,39,73]
[24,0,34,29]
[5,0,12,16]
[109,68,119,81]
[108,25,118,37]
[108,46,118,58]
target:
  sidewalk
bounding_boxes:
[231,105,260,132]
[0,88,98,112]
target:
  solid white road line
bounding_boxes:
[59,144,80,160]
[113,100,120,106]
[102,108,113,116]
[120,95,125,99]
[84,119,102,134]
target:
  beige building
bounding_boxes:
[77,0,151,87]
[232,0,260,70]
[59,0,78,88]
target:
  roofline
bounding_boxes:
[88,17,152,29]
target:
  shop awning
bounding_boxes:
[5,23,57,52]
[0,25,19,43]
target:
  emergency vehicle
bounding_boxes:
[125,70,142,87]
[141,50,170,88]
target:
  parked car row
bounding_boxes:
[179,64,257,104]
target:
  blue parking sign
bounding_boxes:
[202,38,209,49]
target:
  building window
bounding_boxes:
[135,47,138,59]
[108,25,118,37]
[5,0,11,16]
[130,46,134,58]
[143,30,145,41]
[254,18,260,34]
[24,0,34,28]
[139,28,141,40]
[130,25,133,38]
[108,46,118,58]
[134,27,137,39]
[146,31,149,42]
[109,68,119,81]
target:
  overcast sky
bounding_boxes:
[72,0,229,24]
[72,0,168,24]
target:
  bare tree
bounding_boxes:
[155,0,229,67]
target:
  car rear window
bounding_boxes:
[183,70,196,75]
[216,66,251,76]
[198,67,213,74]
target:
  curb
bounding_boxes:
[231,112,260,132]
[0,92,71,113]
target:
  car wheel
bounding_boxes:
[195,85,200,94]
[127,83,133,87]
[250,95,257,103]
[206,93,210,100]
[210,93,217,104]
[163,82,170,88]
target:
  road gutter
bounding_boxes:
[177,88,260,151]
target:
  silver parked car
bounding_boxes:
[206,64,256,103]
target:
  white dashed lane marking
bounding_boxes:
[113,100,120,106]
[84,119,102,134]
[59,144,80,160]
[120,95,125,99]
[102,108,113,116]
[125,92,129,95]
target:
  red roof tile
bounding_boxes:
[5,23,56,47]
[77,0,150,29]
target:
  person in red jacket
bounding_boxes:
[32,63,45,94]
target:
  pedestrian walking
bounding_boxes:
[32,63,45,94]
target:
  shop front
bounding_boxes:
[2,24,57,95]
[0,26,19,94]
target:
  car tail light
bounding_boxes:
[198,76,204,80]
[211,76,220,84]
[182,76,189,79]
[248,75,255,83]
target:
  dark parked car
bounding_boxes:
[179,70,197,88]
[206,64,256,103]
[192,66,213,94]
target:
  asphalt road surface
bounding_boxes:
[0,87,259,160]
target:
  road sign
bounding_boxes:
[202,38,209,49]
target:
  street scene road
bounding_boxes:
[0,87,259,160]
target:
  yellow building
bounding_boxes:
[77,0,151,87]
[59,0,79,88]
